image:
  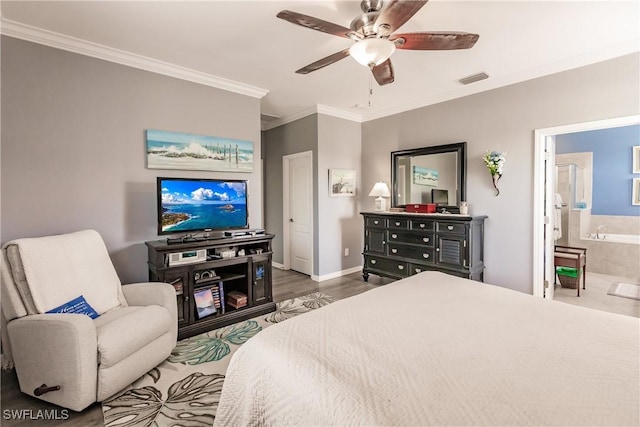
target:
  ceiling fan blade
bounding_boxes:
[277,10,356,39]
[372,59,395,86]
[295,49,351,74]
[375,0,429,33]
[392,32,479,50]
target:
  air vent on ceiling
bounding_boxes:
[458,72,489,85]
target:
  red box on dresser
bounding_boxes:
[405,203,436,213]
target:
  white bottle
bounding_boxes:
[460,202,469,215]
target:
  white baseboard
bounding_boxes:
[311,266,363,282]
[272,262,285,270]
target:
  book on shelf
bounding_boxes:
[193,288,216,319]
[219,282,225,313]
[227,299,247,309]
[226,290,247,309]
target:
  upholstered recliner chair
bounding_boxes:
[1,229,177,411]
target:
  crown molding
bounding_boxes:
[262,104,363,131]
[316,104,363,123]
[262,106,317,131]
[0,18,269,99]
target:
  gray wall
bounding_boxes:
[1,36,262,283]
[262,115,318,268]
[361,53,639,294]
[317,114,362,277]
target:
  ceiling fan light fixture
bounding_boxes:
[349,38,396,68]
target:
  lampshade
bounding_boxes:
[369,182,391,197]
[349,38,396,68]
[369,182,390,211]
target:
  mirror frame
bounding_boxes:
[391,142,467,208]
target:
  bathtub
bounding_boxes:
[582,233,640,245]
[578,233,640,281]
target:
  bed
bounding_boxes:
[213,271,639,426]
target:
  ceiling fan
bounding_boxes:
[277,0,479,86]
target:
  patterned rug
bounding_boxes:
[102,292,337,426]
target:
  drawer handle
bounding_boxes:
[395,222,401,226]
[398,265,404,270]
[391,248,398,254]
[423,253,430,259]
[371,259,377,264]
[447,225,454,231]
[374,220,379,225]
[391,234,397,239]
[419,223,425,228]
[415,268,422,273]
[422,237,430,243]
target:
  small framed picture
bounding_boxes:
[633,178,640,206]
[633,146,640,173]
[329,169,356,197]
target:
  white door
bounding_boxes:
[533,133,556,298]
[543,136,556,299]
[283,151,313,275]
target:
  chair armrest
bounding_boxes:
[121,282,178,343]
[122,282,175,309]
[7,314,98,410]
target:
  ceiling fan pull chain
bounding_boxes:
[368,72,373,107]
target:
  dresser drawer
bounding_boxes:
[411,219,435,231]
[388,218,409,230]
[388,231,434,246]
[437,221,466,234]
[365,256,409,277]
[366,217,386,228]
[410,264,434,275]
[387,244,434,262]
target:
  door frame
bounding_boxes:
[532,115,639,298]
[282,150,314,274]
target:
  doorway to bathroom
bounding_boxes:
[533,115,640,317]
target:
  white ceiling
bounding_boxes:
[1,1,639,127]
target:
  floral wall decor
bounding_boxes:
[483,151,507,196]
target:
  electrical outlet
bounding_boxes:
[344,248,349,256]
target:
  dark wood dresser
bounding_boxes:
[361,212,487,282]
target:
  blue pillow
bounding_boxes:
[46,295,100,319]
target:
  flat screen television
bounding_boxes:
[157,177,248,235]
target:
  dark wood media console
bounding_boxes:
[146,234,275,340]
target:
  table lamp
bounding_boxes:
[369,182,391,211]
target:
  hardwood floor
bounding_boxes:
[272,267,390,302]
[0,268,384,426]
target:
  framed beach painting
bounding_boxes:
[146,129,253,172]
[329,169,356,197]
[413,166,439,186]
[633,146,640,173]
[633,178,640,206]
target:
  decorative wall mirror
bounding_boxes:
[391,142,467,208]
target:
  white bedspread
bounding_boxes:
[214,272,640,426]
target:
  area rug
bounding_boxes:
[607,282,640,301]
[102,292,337,426]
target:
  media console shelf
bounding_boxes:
[145,234,275,340]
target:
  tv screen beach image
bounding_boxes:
[160,179,247,232]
